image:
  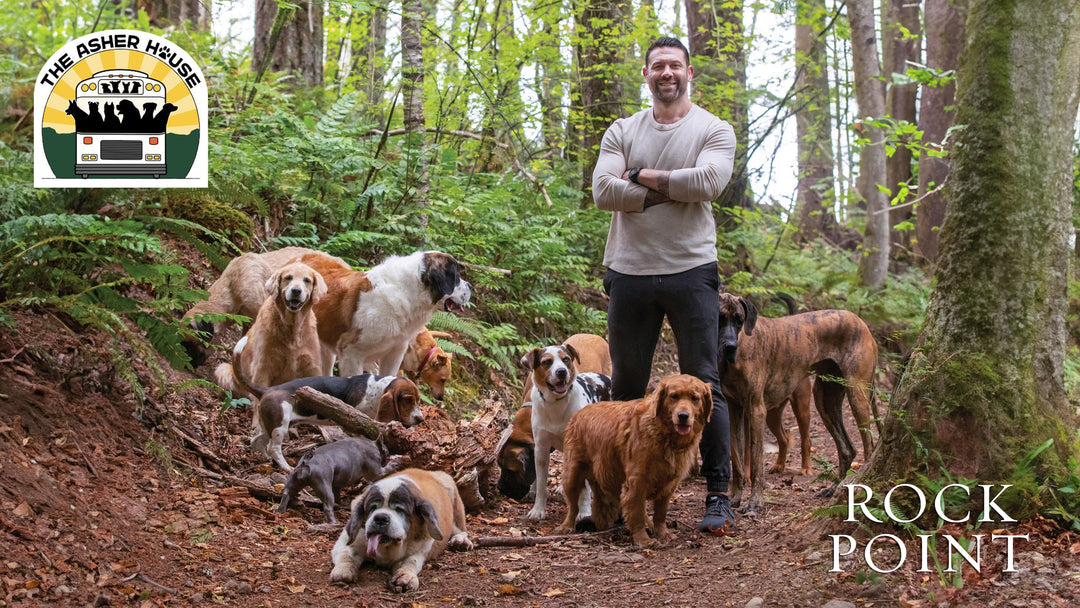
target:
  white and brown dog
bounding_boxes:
[229,339,424,472]
[214,261,327,392]
[330,468,473,592]
[183,248,470,380]
[519,343,612,521]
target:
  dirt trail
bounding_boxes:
[0,312,1076,608]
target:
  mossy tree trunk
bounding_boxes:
[576,0,626,206]
[860,0,1080,513]
[254,0,324,88]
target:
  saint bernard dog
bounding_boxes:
[330,469,473,592]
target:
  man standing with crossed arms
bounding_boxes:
[592,36,737,533]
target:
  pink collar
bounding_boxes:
[413,346,438,379]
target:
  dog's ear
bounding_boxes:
[740,297,758,336]
[377,390,397,423]
[654,383,669,418]
[310,270,328,303]
[701,382,714,424]
[414,498,443,541]
[563,343,581,365]
[345,495,369,545]
[265,267,283,294]
[520,348,541,371]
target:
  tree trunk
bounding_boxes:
[914,0,966,267]
[254,0,324,88]
[535,0,565,152]
[847,0,890,286]
[794,0,838,244]
[138,0,210,30]
[685,0,752,217]
[861,0,1080,514]
[362,0,388,112]
[883,0,921,259]
[576,0,626,206]
[401,0,430,218]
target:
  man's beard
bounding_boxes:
[650,79,685,103]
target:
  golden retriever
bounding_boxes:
[554,374,712,547]
[215,261,327,393]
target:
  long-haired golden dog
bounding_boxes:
[554,374,712,547]
[216,261,327,393]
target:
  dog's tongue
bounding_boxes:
[675,425,692,436]
[366,534,382,559]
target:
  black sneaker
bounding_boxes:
[699,493,736,534]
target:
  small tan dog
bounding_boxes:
[554,374,712,547]
[215,261,327,393]
[330,468,473,592]
[400,329,453,400]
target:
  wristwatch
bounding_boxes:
[628,167,642,184]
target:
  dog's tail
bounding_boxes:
[222,335,270,400]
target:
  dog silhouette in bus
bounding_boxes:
[70,70,172,178]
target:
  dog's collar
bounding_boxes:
[411,346,438,380]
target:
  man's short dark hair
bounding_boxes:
[645,37,690,67]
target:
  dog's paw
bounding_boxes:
[525,505,546,521]
[631,532,657,549]
[552,522,575,535]
[389,570,420,592]
[448,532,474,551]
[767,463,785,475]
[654,527,673,545]
[329,563,358,584]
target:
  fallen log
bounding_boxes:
[471,528,622,548]
[292,386,383,439]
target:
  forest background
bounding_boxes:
[1,0,1080,585]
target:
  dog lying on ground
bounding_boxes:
[717,293,880,514]
[278,437,394,523]
[519,341,612,521]
[229,339,423,472]
[183,248,471,379]
[400,329,453,400]
[497,333,612,502]
[330,468,473,592]
[554,374,712,547]
[214,261,328,393]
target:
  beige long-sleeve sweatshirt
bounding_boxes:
[592,104,736,275]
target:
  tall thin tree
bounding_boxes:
[883,0,921,258]
[576,0,626,204]
[847,0,889,286]
[794,0,838,243]
[914,0,966,267]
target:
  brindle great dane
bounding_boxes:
[717,293,881,514]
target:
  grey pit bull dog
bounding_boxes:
[278,437,395,523]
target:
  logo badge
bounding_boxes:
[34,29,208,187]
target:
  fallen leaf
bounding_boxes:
[287,584,306,593]
[1070,542,1080,555]
[542,588,565,597]
[497,584,524,596]
[24,581,40,590]
[13,502,32,518]
[501,553,524,561]
[488,517,508,525]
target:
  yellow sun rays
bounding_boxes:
[42,49,199,135]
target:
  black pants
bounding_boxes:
[604,262,730,493]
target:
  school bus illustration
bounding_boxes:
[69,70,175,178]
